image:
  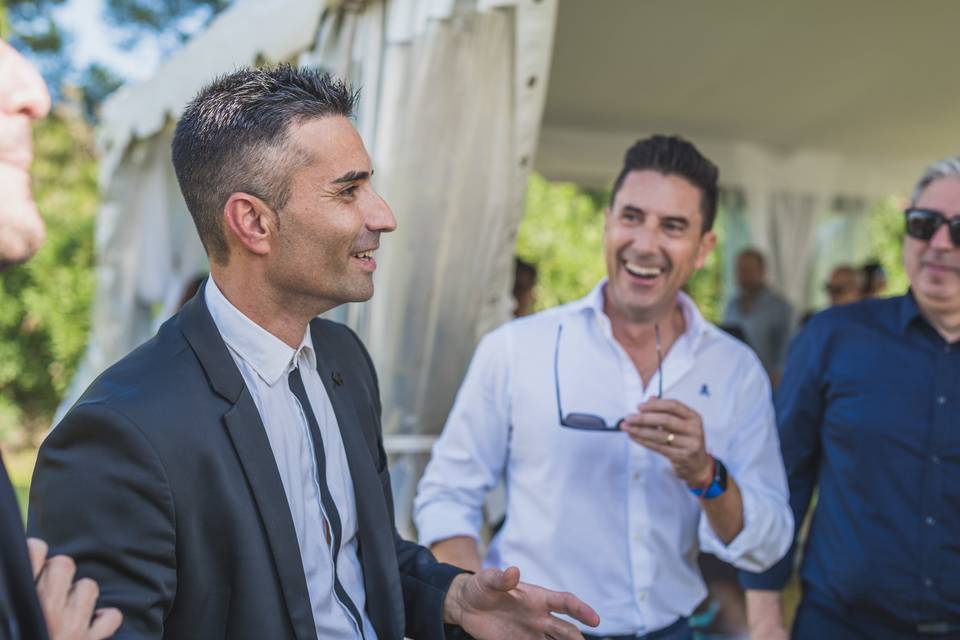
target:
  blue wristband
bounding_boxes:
[688,457,728,500]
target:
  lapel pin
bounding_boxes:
[332,371,344,386]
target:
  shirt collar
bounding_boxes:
[204,277,316,386]
[574,277,712,348]
[898,290,924,333]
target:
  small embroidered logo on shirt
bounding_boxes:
[700,384,710,397]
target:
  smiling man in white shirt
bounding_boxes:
[415,135,794,640]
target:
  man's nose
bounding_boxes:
[1,41,52,120]
[930,218,956,251]
[368,191,398,233]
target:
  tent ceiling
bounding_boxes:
[539,0,960,191]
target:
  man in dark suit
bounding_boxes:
[28,65,599,640]
[0,38,122,640]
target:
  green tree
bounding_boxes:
[0,109,98,443]
[866,196,909,296]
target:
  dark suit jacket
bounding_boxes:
[1,456,47,640]
[28,290,464,640]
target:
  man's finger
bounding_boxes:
[26,538,48,580]
[639,398,696,418]
[624,426,694,451]
[544,615,586,640]
[544,590,599,627]
[66,577,100,618]
[36,554,76,615]
[629,411,692,434]
[479,566,521,592]
[90,608,123,640]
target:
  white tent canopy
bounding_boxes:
[65,0,960,532]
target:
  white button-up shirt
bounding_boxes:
[205,278,375,640]
[414,280,793,636]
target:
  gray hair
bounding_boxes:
[912,156,960,204]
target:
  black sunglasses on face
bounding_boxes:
[905,208,960,247]
[554,323,663,431]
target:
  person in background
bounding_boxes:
[742,156,960,639]
[861,260,887,298]
[513,258,538,317]
[824,264,864,307]
[415,135,792,640]
[722,248,793,384]
[0,38,122,640]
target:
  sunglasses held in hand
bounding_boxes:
[554,323,663,431]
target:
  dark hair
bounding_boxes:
[737,247,766,271]
[171,65,357,263]
[513,257,537,297]
[609,135,719,232]
[861,260,886,295]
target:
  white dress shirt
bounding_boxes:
[205,278,375,640]
[414,280,793,636]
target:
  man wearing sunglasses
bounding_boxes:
[416,136,793,640]
[742,156,960,639]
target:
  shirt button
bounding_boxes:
[937,396,947,405]
[931,455,942,464]
[926,516,937,526]
[632,471,641,481]
[633,533,642,542]
[924,578,935,588]
[638,591,647,602]
[945,345,952,354]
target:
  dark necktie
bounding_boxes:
[288,366,365,638]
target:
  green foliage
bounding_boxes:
[0,110,97,442]
[515,173,725,322]
[684,219,725,323]
[866,196,910,296]
[515,174,607,310]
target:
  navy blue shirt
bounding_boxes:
[740,293,960,624]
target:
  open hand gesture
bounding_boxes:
[443,566,600,640]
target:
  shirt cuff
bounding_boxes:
[415,503,483,548]
[699,484,793,573]
[738,549,794,591]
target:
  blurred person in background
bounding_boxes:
[861,260,887,298]
[0,38,122,640]
[742,156,960,639]
[513,257,538,317]
[824,264,864,307]
[723,248,794,384]
[415,135,792,640]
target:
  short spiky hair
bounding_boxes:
[172,65,357,263]
[609,135,719,232]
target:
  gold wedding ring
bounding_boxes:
[666,431,675,444]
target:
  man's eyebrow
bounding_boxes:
[333,169,372,184]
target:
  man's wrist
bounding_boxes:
[688,455,715,490]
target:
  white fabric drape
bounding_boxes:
[56,132,208,423]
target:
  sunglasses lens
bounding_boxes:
[951,219,960,247]
[906,210,940,241]
[564,413,609,430]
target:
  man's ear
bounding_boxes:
[694,230,717,270]
[223,192,277,257]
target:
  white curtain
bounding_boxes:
[56,131,208,423]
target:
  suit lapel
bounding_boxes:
[311,322,405,640]
[178,285,318,640]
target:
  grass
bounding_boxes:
[2,445,37,522]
